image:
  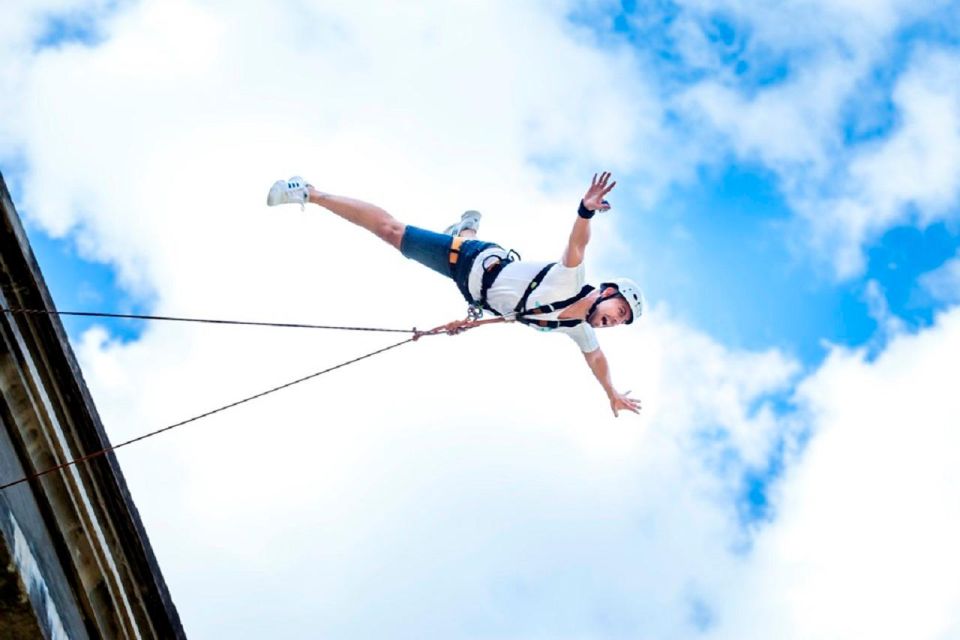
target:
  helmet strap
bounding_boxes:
[586,290,621,324]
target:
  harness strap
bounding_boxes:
[514,263,555,315]
[520,285,595,317]
[450,240,509,312]
[514,285,595,329]
[448,236,465,267]
[513,264,595,329]
[472,250,520,315]
[517,317,585,329]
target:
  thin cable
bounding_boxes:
[1,307,415,334]
[0,335,416,492]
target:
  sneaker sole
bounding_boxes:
[266,180,287,206]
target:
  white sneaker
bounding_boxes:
[266,176,311,210]
[443,210,482,236]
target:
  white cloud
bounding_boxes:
[670,0,960,278]
[850,49,960,223]
[681,61,852,169]
[0,1,743,636]
[710,306,960,640]
[863,278,907,341]
[0,1,115,159]
[800,46,960,277]
[3,1,960,638]
[75,297,798,638]
[920,253,960,304]
[6,0,689,300]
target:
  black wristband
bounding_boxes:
[578,200,595,219]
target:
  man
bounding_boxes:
[267,172,644,416]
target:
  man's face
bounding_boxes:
[588,292,632,328]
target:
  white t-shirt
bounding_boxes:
[467,247,599,353]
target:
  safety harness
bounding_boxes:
[462,249,596,328]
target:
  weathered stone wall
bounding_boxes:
[0,535,47,640]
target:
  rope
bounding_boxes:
[1,307,415,334]
[0,305,510,492]
[0,314,508,492]
[0,335,417,492]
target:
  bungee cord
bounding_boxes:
[0,306,508,492]
[1,307,416,334]
[0,335,418,492]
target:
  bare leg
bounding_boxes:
[308,187,406,250]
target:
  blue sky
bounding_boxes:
[593,0,960,367]
[33,5,108,50]
[2,1,960,638]
[5,176,148,341]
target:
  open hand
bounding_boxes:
[583,171,616,212]
[609,389,641,417]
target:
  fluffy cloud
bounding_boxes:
[670,0,960,278]
[920,253,960,304]
[74,297,798,638]
[3,1,960,638]
[799,46,960,277]
[711,306,960,640]
[0,1,114,154]
[0,1,729,635]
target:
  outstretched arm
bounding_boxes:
[562,172,616,268]
[583,347,641,417]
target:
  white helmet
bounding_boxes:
[602,277,645,324]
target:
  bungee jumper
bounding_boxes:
[1,172,646,492]
[266,172,644,417]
